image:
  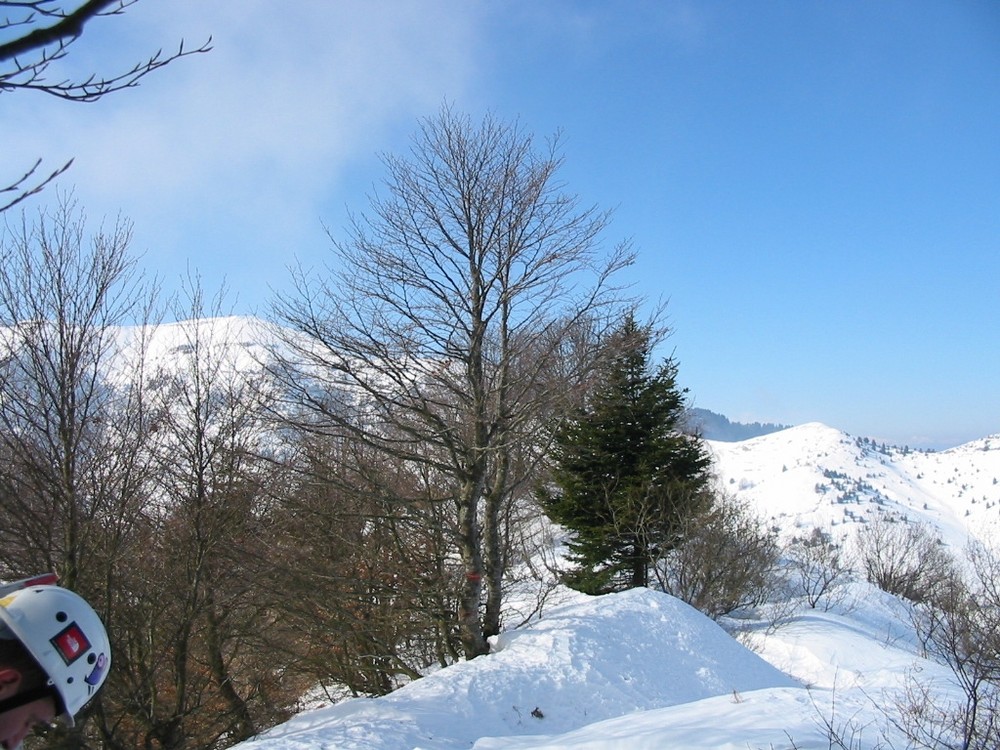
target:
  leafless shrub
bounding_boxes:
[787,527,851,610]
[656,493,782,620]
[885,539,1000,750]
[812,687,884,750]
[854,518,960,606]
[882,672,998,750]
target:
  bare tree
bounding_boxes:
[272,106,633,658]
[854,517,959,606]
[1,0,210,211]
[787,527,850,610]
[0,196,153,585]
[102,284,293,749]
[656,493,782,620]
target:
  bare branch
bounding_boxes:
[1,0,210,210]
[0,0,121,62]
[0,156,72,212]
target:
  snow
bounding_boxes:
[236,589,797,750]
[472,689,830,750]
[228,421,998,750]
[234,578,962,750]
[110,316,286,381]
[709,421,1000,549]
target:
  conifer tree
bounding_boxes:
[542,314,713,593]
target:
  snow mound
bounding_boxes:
[234,588,797,750]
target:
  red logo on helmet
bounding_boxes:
[51,623,91,665]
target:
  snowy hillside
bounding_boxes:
[710,422,1000,549]
[232,580,958,750]
[82,319,998,749]
[108,316,287,382]
[226,421,998,750]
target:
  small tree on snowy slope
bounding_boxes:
[541,314,713,594]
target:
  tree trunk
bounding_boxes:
[456,483,489,658]
[206,601,256,742]
[482,452,510,639]
[482,494,504,640]
[631,541,648,589]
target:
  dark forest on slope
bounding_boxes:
[685,408,791,442]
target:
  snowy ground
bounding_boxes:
[232,581,959,750]
[229,422,996,750]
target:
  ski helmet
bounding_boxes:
[0,585,111,725]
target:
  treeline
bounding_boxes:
[4,109,998,750]
[685,408,790,442]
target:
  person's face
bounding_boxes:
[0,668,57,750]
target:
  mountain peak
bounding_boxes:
[709,421,999,549]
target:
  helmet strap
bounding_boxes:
[0,685,60,718]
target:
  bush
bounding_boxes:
[787,527,850,610]
[890,539,1000,749]
[655,494,781,620]
[854,517,959,606]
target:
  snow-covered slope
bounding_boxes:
[236,589,797,750]
[233,581,958,750]
[710,421,1000,549]
[109,316,287,380]
[227,420,998,750]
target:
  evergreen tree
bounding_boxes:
[542,315,714,594]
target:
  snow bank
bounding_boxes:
[234,588,797,750]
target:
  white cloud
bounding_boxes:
[3,1,485,307]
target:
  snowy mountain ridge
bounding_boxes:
[710,421,1000,550]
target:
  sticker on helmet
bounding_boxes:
[85,652,108,686]
[51,623,91,665]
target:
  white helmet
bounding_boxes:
[0,584,111,725]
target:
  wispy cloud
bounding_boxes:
[5,1,485,304]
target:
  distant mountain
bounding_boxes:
[102,319,999,552]
[685,407,791,442]
[709,421,1000,548]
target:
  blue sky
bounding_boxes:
[3,1,998,448]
